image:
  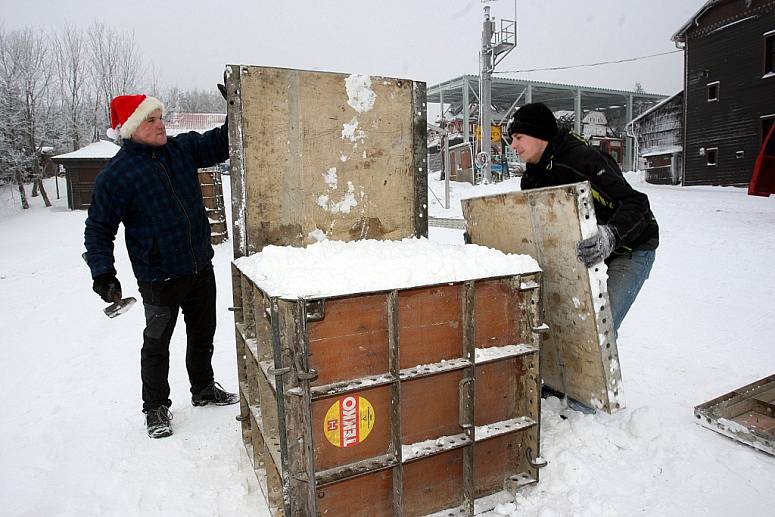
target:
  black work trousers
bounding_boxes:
[138,266,216,413]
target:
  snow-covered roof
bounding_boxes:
[628,91,683,126]
[52,140,120,160]
[641,146,683,157]
[672,0,725,43]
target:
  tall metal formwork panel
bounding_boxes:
[223,64,428,258]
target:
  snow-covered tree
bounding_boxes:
[87,21,145,138]
[53,24,91,152]
[0,26,54,208]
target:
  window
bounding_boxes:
[706,81,719,102]
[765,32,775,74]
[706,147,718,166]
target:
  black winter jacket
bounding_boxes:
[84,124,229,282]
[520,130,658,253]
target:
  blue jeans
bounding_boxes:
[606,249,656,332]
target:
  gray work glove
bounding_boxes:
[577,225,616,267]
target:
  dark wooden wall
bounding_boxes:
[683,1,775,186]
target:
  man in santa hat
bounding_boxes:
[84,88,237,439]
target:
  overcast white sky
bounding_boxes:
[4,0,702,96]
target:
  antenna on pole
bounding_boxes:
[479,0,517,183]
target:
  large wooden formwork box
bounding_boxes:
[197,167,228,244]
[224,64,544,515]
[232,265,544,516]
[463,183,623,413]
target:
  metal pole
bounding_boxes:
[480,6,493,183]
[462,78,470,144]
[574,88,582,135]
[444,134,451,209]
[625,94,634,171]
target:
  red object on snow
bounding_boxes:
[749,123,775,197]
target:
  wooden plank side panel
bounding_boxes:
[316,468,394,517]
[474,357,531,426]
[402,449,464,516]
[474,278,523,349]
[254,289,273,362]
[398,283,463,368]
[462,185,622,413]
[311,386,393,472]
[308,294,390,385]
[401,370,464,445]
[239,66,422,253]
[473,432,523,497]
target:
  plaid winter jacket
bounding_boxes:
[84,124,229,282]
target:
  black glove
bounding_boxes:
[217,70,228,100]
[576,225,616,267]
[93,273,122,303]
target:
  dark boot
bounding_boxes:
[145,405,173,438]
[191,381,239,407]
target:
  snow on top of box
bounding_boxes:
[234,237,540,299]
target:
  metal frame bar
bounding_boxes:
[461,281,476,515]
[225,64,248,258]
[268,297,293,516]
[388,290,404,516]
[413,82,429,238]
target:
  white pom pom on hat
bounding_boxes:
[107,94,165,140]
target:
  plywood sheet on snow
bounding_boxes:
[694,374,775,456]
[462,182,623,413]
[225,65,426,256]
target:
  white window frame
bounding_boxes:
[706,81,720,102]
[706,147,718,166]
[764,30,775,76]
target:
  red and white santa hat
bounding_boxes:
[107,94,165,140]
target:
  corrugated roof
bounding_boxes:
[165,112,226,136]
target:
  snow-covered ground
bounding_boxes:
[1,172,774,516]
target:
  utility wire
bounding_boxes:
[493,49,681,74]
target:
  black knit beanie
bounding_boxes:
[507,102,558,141]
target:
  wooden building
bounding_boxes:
[626,91,684,185]
[672,0,775,186]
[51,140,119,210]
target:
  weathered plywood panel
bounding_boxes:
[227,65,426,255]
[398,284,463,368]
[402,449,465,516]
[462,183,623,413]
[308,294,389,385]
[316,468,394,517]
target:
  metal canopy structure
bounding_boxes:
[428,74,666,170]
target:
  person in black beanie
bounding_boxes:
[508,102,658,332]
